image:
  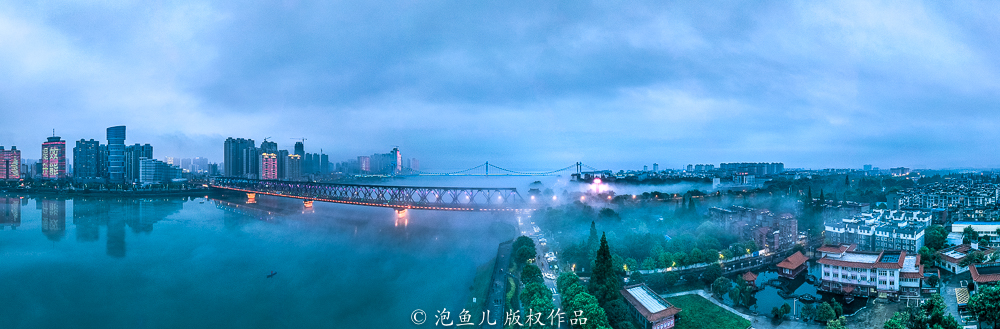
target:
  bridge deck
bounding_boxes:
[210,177,534,211]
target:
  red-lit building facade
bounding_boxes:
[0,146,21,180]
[41,136,66,179]
[260,153,278,180]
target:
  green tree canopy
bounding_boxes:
[959,250,985,267]
[969,284,1000,328]
[825,316,847,329]
[557,272,581,296]
[521,264,544,285]
[589,233,622,306]
[701,263,723,285]
[816,302,836,322]
[515,245,536,265]
[712,277,732,299]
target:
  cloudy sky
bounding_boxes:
[2,1,999,171]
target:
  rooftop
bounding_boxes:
[970,263,1000,283]
[620,284,682,322]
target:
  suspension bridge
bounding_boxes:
[210,162,607,211]
[406,162,604,176]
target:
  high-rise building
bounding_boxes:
[41,136,66,180]
[304,153,314,174]
[243,147,260,179]
[98,144,109,178]
[653,163,659,172]
[140,159,182,184]
[192,157,209,173]
[294,142,304,157]
[124,144,153,182]
[358,156,371,173]
[286,154,302,180]
[223,137,255,178]
[277,150,289,179]
[411,158,419,172]
[392,147,401,174]
[260,153,278,180]
[107,126,126,182]
[0,146,21,180]
[180,158,192,172]
[73,139,102,180]
[260,141,277,153]
[320,154,329,175]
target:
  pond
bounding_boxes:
[720,261,869,318]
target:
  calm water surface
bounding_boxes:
[0,192,517,328]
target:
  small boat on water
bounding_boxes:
[845,296,855,304]
[267,271,277,278]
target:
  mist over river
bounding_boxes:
[0,175,699,328]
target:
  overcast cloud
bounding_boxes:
[1,1,999,171]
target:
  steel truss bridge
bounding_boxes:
[209,177,533,211]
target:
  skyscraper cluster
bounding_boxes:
[335,147,416,175]
[66,125,181,184]
[223,138,330,180]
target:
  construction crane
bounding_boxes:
[290,137,307,143]
[262,137,271,142]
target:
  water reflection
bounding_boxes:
[41,199,66,241]
[0,195,187,257]
[0,196,21,229]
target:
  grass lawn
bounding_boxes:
[665,294,751,329]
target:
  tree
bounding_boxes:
[662,272,679,289]
[701,263,723,285]
[589,233,622,306]
[825,316,847,329]
[712,277,732,299]
[557,272,581,295]
[926,274,940,288]
[969,284,1000,328]
[801,302,816,320]
[603,299,633,329]
[513,236,537,265]
[925,225,949,250]
[520,282,554,316]
[690,248,704,264]
[627,271,645,285]
[566,292,612,329]
[515,245,536,265]
[921,294,960,329]
[816,302,836,322]
[729,286,742,306]
[521,264,544,285]
[883,312,907,329]
[919,246,937,267]
[831,300,843,317]
[959,250,985,267]
[963,225,979,244]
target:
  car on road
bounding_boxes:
[543,273,557,280]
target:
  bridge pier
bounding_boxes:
[246,193,256,203]
[395,208,408,227]
[303,200,313,208]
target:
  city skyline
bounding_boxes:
[2,2,1000,170]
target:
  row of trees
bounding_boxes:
[882,294,960,329]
